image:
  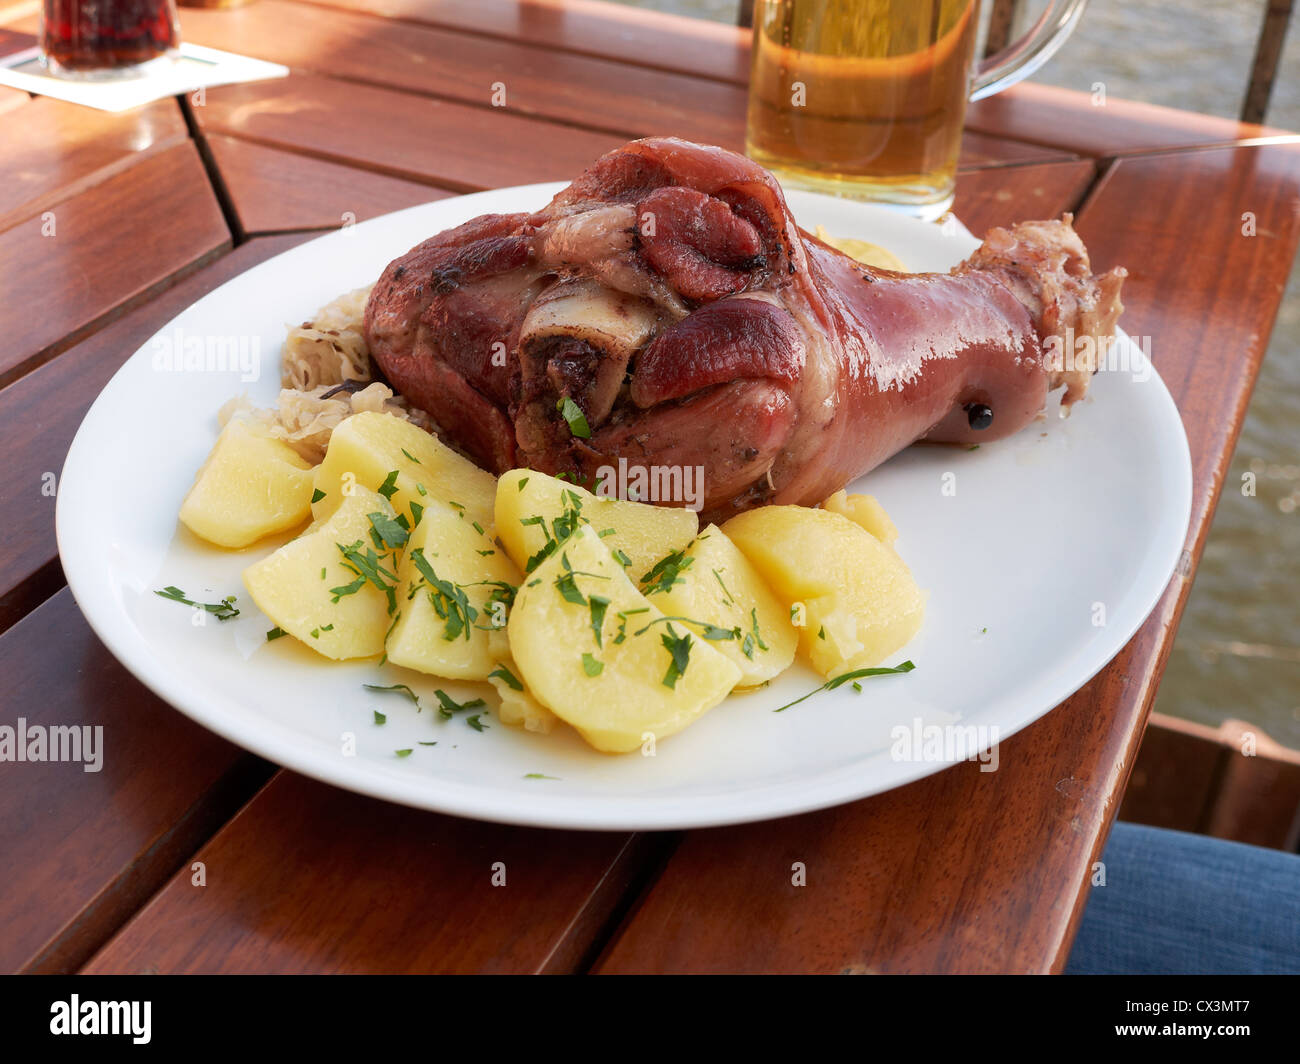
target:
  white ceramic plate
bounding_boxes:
[56,183,1192,831]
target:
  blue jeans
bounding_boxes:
[1066,821,1300,974]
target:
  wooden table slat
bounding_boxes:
[595,144,1300,973]
[0,141,231,390]
[195,72,627,191]
[168,3,1075,172]
[173,1,751,150]
[0,590,274,974]
[0,96,188,231]
[0,84,27,115]
[967,81,1296,158]
[206,133,452,234]
[84,772,652,974]
[294,0,752,85]
[0,235,314,633]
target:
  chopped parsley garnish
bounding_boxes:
[489,663,523,691]
[582,652,604,677]
[409,548,478,641]
[401,447,421,464]
[659,626,693,689]
[394,748,413,758]
[612,607,650,645]
[635,615,740,643]
[518,477,529,491]
[155,586,240,621]
[377,470,400,501]
[418,741,438,746]
[588,594,611,647]
[367,511,409,550]
[332,540,399,614]
[556,395,591,438]
[555,570,586,606]
[741,607,769,660]
[433,689,487,720]
[524,773,559,780]
[380,611,402,662]
[373,710,387,725]
[466,714,489,732]
[521,493,587,573]
[266,626,287,641]
[481,579,518,613]
[409,501,424,528]
[773,660,916,713]
[552,550,609,610]
[311,488,326,504]
[613,548,633,568]
[640,549,694,594]
[363,682,421,708]
[712,568,735,605]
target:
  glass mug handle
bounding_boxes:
[970,0,1090,101]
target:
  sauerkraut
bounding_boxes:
[221,287,436,463]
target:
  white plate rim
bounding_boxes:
[55,184,1194,831]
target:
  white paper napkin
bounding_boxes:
[0,42,287,112]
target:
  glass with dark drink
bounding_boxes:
[40,0,181,77]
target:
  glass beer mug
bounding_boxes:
[746,0,1089,217]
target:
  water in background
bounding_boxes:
[617,0,1300,746]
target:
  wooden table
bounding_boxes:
[1,0,1297,975]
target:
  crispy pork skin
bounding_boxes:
[364,138,1126,520]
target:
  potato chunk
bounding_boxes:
[243,487,400,660]
[821,489,898,546]
[722,505,924,678]
[384,501,519,681]
[311,411,496,530]
[494,468,698,579]
[508,525,740,753]
[179,418,314,548]
[487,658,559,735]
[644,525,797,687]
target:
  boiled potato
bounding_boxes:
[311,411,496,530]
[243,486,399,660]
[487,657,559,735]
[822,489,898,546]
[813,225,908,272]
[179,418,314,548]
[645,524,797,687]
[508,525,741,753]
[722,505,924,678]
[385,500,519,680]
[495,468,698,578]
